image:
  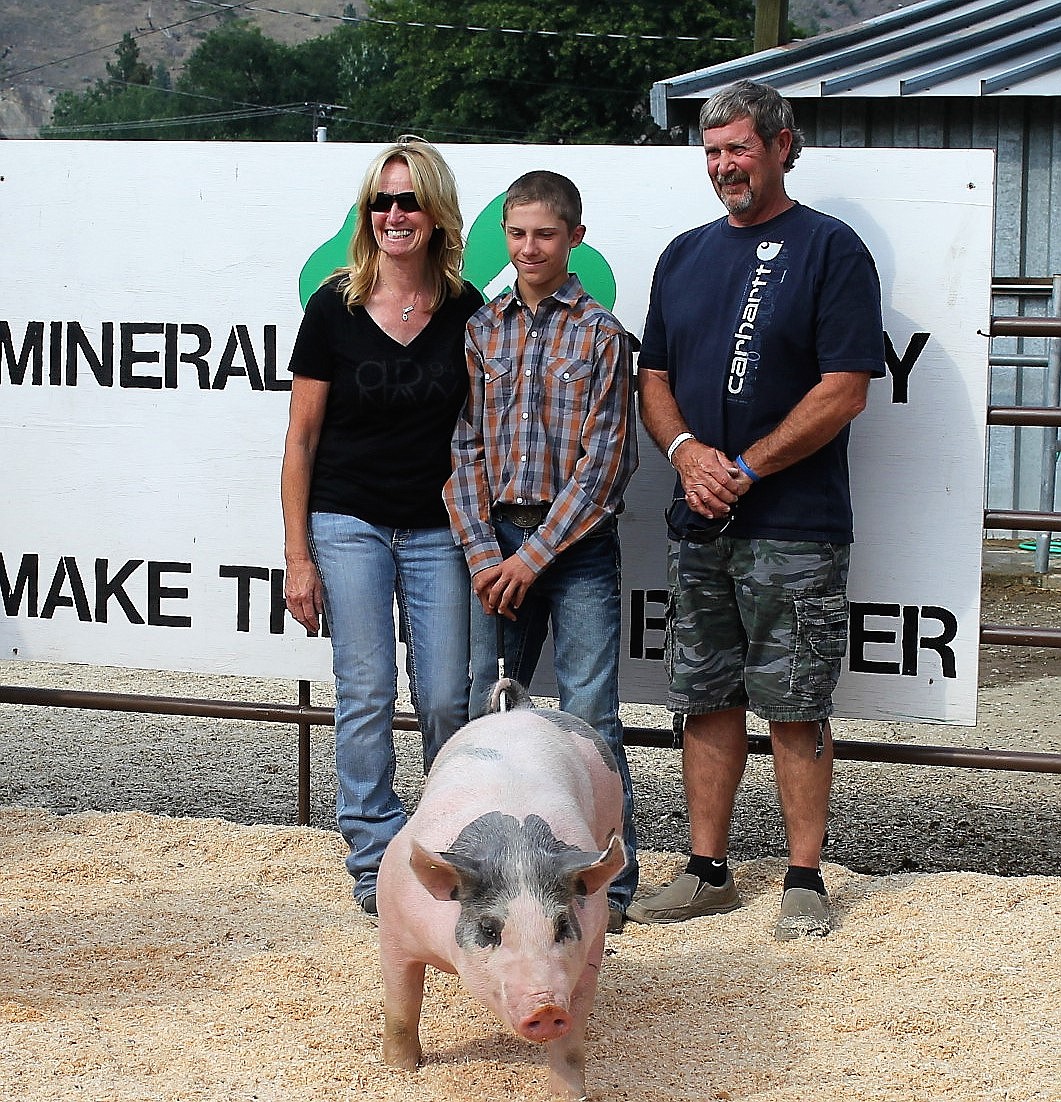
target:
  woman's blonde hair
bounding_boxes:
[330,135,466,312]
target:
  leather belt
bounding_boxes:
[493,502,552,529]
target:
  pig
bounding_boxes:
[376,679,627,1100]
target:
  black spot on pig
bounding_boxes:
[440,812,592,951]
[530,709,619,775]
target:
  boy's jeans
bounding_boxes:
[469,516,639,910]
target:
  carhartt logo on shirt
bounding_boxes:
[728,242,786,398]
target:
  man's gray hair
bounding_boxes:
[699,80,805,171]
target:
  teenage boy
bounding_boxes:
[443,170,639,931]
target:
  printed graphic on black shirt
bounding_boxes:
[725,239,786,404]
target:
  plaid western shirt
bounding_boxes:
[444,274,638,577]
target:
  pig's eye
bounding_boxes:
[476,916,503,948]
[555,914,576,943]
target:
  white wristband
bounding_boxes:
[666,432,695,465]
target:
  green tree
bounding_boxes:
[106,32,154,86]
[44,34,178,139]
[44,22,341,141]
[173,22,313,140]
[43,2,753,144]
[329,0,753,144]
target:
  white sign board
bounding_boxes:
[0,142,993,722]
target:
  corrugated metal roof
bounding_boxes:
[654,0,1061,103]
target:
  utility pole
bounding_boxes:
[754,0,790,52]
[307,102,346,142]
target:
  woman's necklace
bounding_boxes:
[381,278,421,322]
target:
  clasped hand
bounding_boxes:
[473,554,537,621]
[676,442,744,518]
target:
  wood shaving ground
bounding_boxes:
[2,808,1058,1101]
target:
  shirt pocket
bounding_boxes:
[545,357,594,413]
[481,356,516,416]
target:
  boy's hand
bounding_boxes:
[472,556,536,621]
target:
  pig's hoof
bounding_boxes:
[382,1043,421,1072]
[382,1026,422,1072]
[384,1053,420,1072]
[547,1072,589,1101]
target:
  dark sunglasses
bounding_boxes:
[368,190,422,214]
[665,494,736,544]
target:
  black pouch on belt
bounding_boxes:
[664,494,735,543]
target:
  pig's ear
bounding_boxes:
[409,839,481,901]
[561,835,627,898]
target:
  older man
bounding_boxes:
[630,80,886,939]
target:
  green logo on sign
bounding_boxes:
[298,204,358,309]
[298,193,617,310]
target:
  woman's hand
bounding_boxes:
[285,558,324,634]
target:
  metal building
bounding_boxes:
[650,0,1061,526]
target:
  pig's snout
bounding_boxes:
[518,1003,572,1043]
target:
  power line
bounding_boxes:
[2,0,744,90]
[43,105,297,136]
[39,89,533,143]
[8,1,746,143]
[183,0,743,44]
[4,0,745,93]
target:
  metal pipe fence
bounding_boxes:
[2,285,1059,824]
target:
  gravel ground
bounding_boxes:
[2,577,1058,881]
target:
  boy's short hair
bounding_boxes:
[502,170,583,231]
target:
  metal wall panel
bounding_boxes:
[794,97,1061,277]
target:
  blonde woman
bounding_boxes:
[281,137,482,917]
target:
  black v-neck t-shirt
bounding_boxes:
[288,279,484,529]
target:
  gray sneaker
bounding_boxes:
[626,872,740,924]
[774,887,830,941]
[606,901,626,934]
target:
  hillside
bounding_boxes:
[1,0,901,139]
[0,0,359,137]
[789,0,904,35]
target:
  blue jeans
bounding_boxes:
[310,513,470,900]
[469,517,639,910]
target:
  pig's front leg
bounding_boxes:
[381,956,427,1071]
[545,954,602,1100]
[545,1027,588,1101]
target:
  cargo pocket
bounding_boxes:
[790,591,849,705]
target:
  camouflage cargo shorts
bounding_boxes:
[665,537,851,722]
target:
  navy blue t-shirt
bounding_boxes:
[640,203,885,543]
[288,279,483,529]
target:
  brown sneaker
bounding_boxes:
[773,887,830,941]
[625,872,740,925]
